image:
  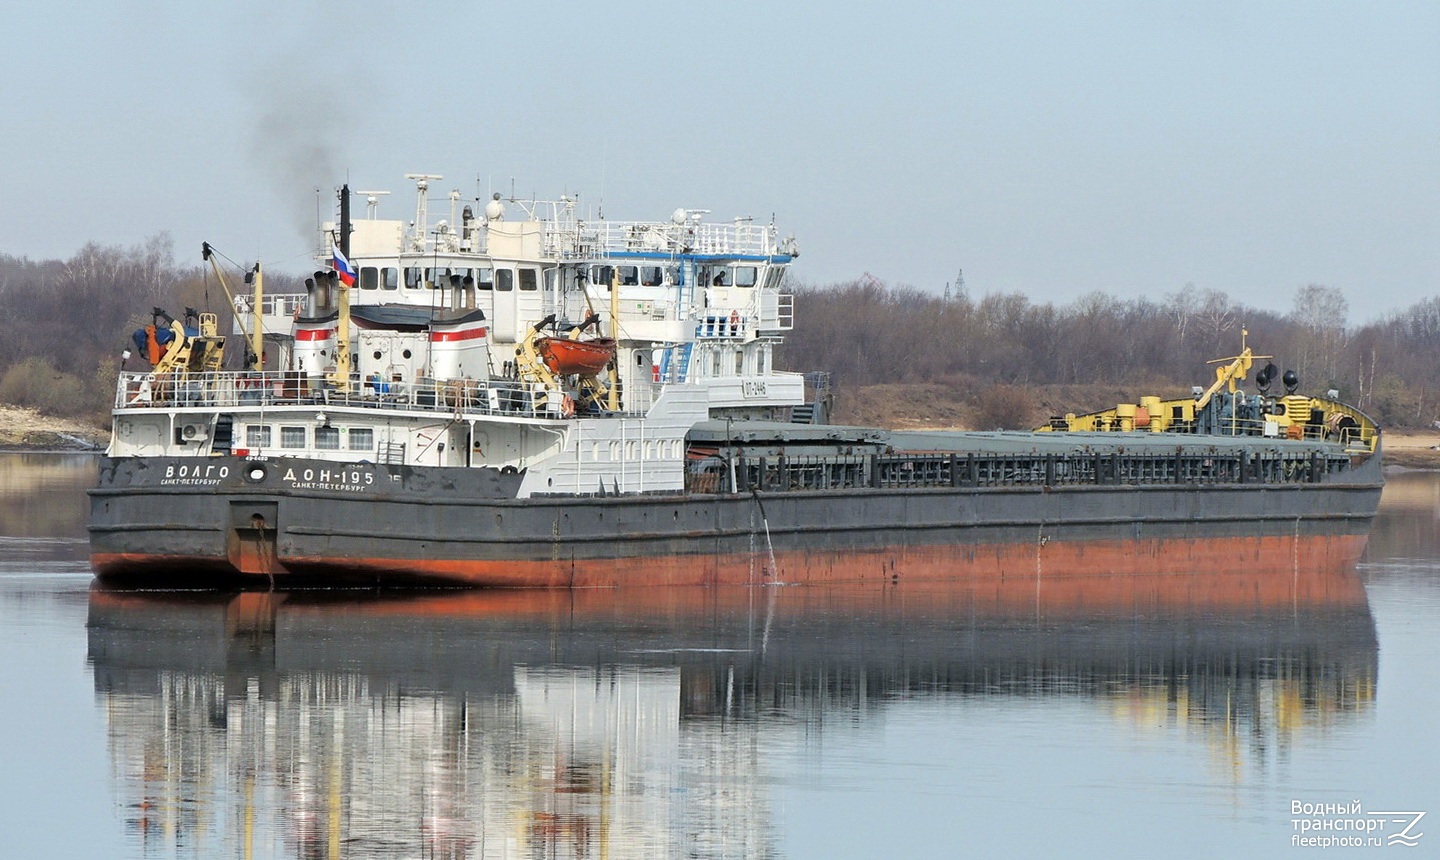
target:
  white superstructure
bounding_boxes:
[110,176,804,497]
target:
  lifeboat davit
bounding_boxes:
[537,336,617,376]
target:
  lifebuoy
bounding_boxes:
[729,309,740,334]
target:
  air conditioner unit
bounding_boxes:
[179,423,209,442]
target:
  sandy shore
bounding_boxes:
[0,404,106,450]
[1379,430,1440,469]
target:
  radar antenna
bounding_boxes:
[354,190,390,219]
[403,173,444,249]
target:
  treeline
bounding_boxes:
[0,236,300,419]
[777,276,1440,429]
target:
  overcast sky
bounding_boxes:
[3,1,1435,320]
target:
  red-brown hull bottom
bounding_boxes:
[91,531,1370,592]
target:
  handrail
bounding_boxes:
[113,370,578,419]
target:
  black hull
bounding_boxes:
[89,449,1384,588]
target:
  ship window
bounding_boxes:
[635,350,648,368]
[641,266,664,286]
[764,267,784,289]
[592,265,613,289]
[496,270,513,291]
[475,267,494,290]
[618,266,638,286]
[349,428,374,451]
[518,269,537,291]
[246,425,271,448]
[281,426,306,448]
[359,266,380,290]
[736,266,757,287]
[315,426,341,450]
[735,349,744,375]
[711,268,728,286]
[404,267,423,289]
[425,267,449,289]
[382,267,399,290]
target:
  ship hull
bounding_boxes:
[89,452,1383,588]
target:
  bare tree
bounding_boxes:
[1290,283,1348,385]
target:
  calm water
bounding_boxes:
[2,452,1436,858]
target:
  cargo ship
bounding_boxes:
[88,176,1383,588]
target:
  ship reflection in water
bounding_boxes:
[88,570,1377,859]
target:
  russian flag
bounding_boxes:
[332,246,357,287]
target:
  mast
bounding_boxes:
[331,184,353,391]
[249,263,263,371]
[608,268,621,411]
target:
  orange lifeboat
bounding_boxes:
[537,336,617,376]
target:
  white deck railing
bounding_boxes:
[544,220,781,259]
[114,371,579,420]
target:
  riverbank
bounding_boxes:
[1379,431,1440,469]
[0,405,106,451]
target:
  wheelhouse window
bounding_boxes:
[641,266,664,286]
[349,428,374,451]
[618,266,638,286]
[404,267,423,289]
[359,267,380,290]
[735,266,758,287]
[591,265,613,289]
[246,425,271,448]
[382,267,399,290]
[475,267,494,290]
[518,269,538,291]
[315,426,341,450]
[281,426,306,449]
[425,267,450,289]
[496,270,514,291]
